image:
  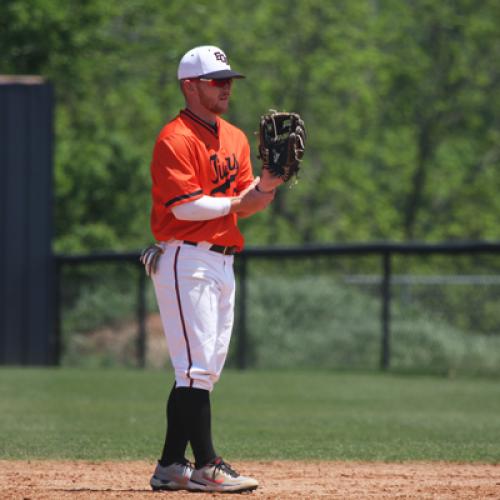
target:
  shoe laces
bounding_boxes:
[213,457,238,478]
[175,458,194,472]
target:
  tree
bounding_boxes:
[2,0,499,250]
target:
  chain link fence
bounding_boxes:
[55,243,500,376]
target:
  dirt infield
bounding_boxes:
[1,460,500,499]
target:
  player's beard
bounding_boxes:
[198,87,230,115]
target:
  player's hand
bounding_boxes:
[140,243,164,276]
[230,177,275,217]
[257,167,285,193]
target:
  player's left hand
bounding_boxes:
[257,167,285,193]
[140,243,164,277]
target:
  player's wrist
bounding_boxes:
[255,183,274,194]
[229,197,244,213]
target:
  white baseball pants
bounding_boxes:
[152,241,235,391]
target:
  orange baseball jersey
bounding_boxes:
[150,109,255,251]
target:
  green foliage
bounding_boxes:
[2,0,500,250]
[240,274,500,376]
[1,368,499,461]
[63,283,136,334]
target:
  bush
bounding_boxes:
[242,274,500,376]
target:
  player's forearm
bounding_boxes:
[171,196,231,220]
[229,186,275,217]
[171,186,275,221]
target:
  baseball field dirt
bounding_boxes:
[1,460,499,499]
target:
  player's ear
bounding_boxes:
[180,79,197,95]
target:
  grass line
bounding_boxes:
[0,368,499,462]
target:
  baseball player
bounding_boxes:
[142,45,283,493]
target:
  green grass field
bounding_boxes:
[1,368,499,463]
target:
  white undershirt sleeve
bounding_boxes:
[171,195,232,221]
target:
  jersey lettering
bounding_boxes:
[211,173,238,195]
[210,153,239,194]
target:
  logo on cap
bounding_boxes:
[214,51,227,64]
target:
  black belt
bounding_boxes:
[183,241,236,255]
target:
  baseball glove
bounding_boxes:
[140,243,164,277]
[258,110,306,182]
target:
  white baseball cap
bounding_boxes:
[177,45,245,80]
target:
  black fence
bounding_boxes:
[54,241,500,372]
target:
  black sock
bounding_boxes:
[175,387,217,468]
[159,383,189,466]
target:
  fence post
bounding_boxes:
[236,254,248,370]
[380,251,392,370]
[137,266,147,368]
[52,258,62,365]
